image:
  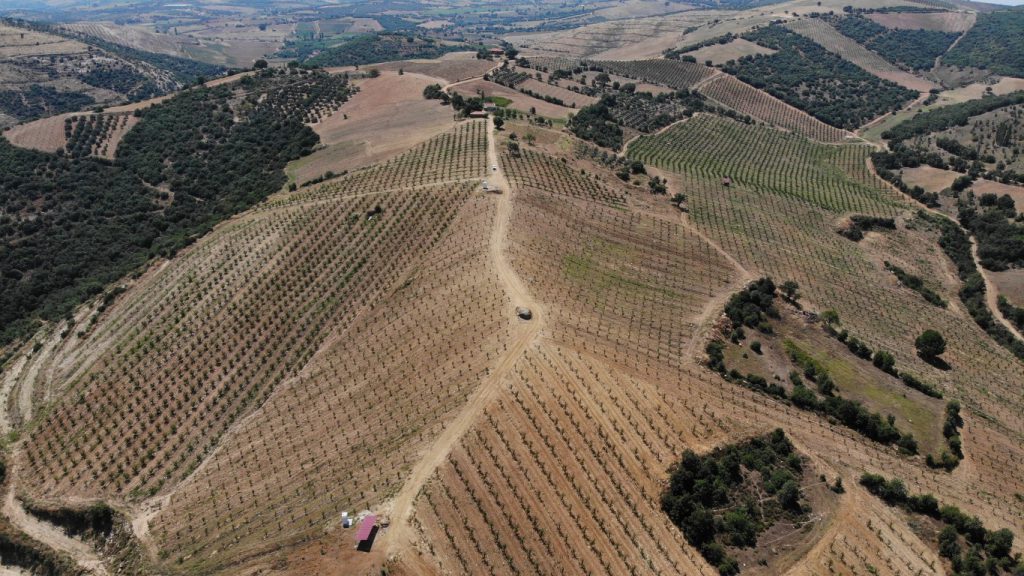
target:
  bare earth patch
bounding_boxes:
[899,165,960,193]
[293,71,456,182]
[990,269,1024,307]
[867,11,976,33]
[2,112,81,153]
[450,79,576,119]
[688,38,777,66]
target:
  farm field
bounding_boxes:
[2,0,1024,574]
[687,38,777,66]
[391,114,1024,576]
[899,165,961,193]
[628,116,1024,538]
[785,18,939,93]
[516,78,595,109]
[697,74,852,143]
[450,79,576,119]
[371,58,494,83]
[61,22,198,58]
[866,10,976,33]
[16,120,494,574]
[292,71,457,182]
[506,11,723,60]
[2,112,79,153]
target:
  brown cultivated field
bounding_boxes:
[16,121,493,574]
[516,78,596,108]
[697,74,852,143]
[62,22,198,57]
[506,11,724,60]
[899,165,961,192]
[688,38,777,65]
[290,71,456,182]
[867,10,976,32]
[786,18,939,92]
[450,79,576,119]
[0,23,87,57]
[372,58,494,83]
[4,40,1024,576]
[991,269,1024,307]
[2,113,79,153]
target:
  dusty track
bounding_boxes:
[3,448,108,575]
[867,156,1024,343]
[385,116,544,558]
[971,238,1024,342]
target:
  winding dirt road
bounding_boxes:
[2,449,108,575]
[971,238,1024,342]
[385,116,544,558]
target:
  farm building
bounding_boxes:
[355,514,378,551]
[488,47,505,56]
[469,110,488,118]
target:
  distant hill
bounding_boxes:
[0,18,224,127]
[942,8,1024,77]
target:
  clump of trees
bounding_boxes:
[724,277,779,339]
[567,97,623,150]
[915,329,947,362]
[662,429,808,576]
[943,10,1024,78]
[0,72,333,346]
[304,33,466,67]
[927,401,963,471]
[860,473,1023,574]
[884,262,947,307]
[724,25,916,129]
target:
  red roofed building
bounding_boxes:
[356,514,377,547]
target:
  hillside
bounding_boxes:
[1,0,1024,575]
[0,69,345,347]
[0,18,223,127]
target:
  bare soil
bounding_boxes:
[450,79,576,119]
[688,38,777,66]
[867,11,976,33]
[292,71,456,182]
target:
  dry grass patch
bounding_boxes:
[990,269,1024,307]
[294,71,456,181]
[786,18,939,93]
[867,10,976,33]
[3,113,79,153]
[688,38,777,66]
[451,79,575,119]
[899,165,960,193]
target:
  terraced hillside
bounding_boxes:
[0,19,222,127]
[1,4,1024,573]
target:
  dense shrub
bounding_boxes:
[943,9,1024,78]
[662,429,807,575]
[725,25,916,129]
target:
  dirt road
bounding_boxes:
[2,449,108,575]
[385,116,544,558]
[971,238,1024,342]
[867,157,1024,343]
